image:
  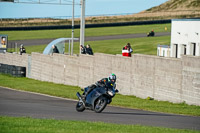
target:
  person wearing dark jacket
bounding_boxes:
[85,44,93,55]
[80,45,86,54]
[82,73,117,99]
[52,45,59,54]
[19,44,26,55]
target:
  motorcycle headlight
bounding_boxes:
[107,90,114,96]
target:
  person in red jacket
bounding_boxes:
[122,43,133,57]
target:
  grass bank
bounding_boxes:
[0,74,199,116]
[0,23,171,40]
[0,116,199,133]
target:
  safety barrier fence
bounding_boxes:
[0,63,26,77]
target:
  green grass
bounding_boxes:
[17,36,170,55]
[0,74,199,116]
[0,23,171,40]
[1,116,199,133]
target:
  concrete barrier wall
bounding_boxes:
[0,52,199,106]
[0,53,29,76]
[182,56,200,105]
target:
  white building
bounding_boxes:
[157,45,170,57]
[170,19,200,58]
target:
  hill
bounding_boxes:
[1,0,200,27]
[85,0,200,24]
[145,0,200,12]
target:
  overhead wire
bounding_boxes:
[15,0,80,5]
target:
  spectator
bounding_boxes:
[122,43,133,57]
[126,43,133,53]
[85,44,93,55]
[80,45,86,54]
[19,44,26,55]
[52,45,59,54]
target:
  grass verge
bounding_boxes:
[0,74,199,116]
[0,116,199,133]
[0,23,171,40]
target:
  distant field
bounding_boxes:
[0,23,171,40]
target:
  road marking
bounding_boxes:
[0,86,78,102]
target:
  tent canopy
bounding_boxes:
[43,38,79,55]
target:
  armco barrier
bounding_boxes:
[0,63,26,77]
[0,52,199,106]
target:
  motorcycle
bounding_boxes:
[76,84,118,113]
[147,31,155,37]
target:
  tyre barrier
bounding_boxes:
[0,63,26,77]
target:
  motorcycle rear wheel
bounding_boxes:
[94,97,107,113]
[76,101,85,112]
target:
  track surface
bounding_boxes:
[8,32,170,47]
[0,87,199,130]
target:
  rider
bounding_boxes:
[82,73,117,99]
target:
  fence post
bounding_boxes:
[15,43,18,54]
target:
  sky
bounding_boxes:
[0,0,169,19]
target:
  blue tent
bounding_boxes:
[43,38,79,55]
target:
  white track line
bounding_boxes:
[0,86,78,102]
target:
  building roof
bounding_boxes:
[157,45,170,48]
[172,19,200,21]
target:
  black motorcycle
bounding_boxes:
[147,31,155,37]
[76,85,118,113]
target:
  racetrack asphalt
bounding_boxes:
[8,32,170,47]
[0,87,199,131]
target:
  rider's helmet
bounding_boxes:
[108,73,116,84]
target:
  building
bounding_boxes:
[157,45,170,57]
[170,19,200,58]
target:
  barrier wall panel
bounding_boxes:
[64,55,79,86]
[131,55,155,98]
[78,55,94,88]
[112,56,132,95]
[93,53,113,82]
[154,57,182,103]
[182,56,200,105]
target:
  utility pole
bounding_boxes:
[80,0,85,54]
[71,0,74,55]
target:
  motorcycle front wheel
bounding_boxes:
[76,101,85,112]
[94,97,107,113]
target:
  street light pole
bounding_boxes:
[71,0,74,55]
[80,0,85,54]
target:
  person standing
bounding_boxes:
[122,43,133,57]
[85,44,93,55]
[19,44,26,55]
[52,45,59,54]
[126,43,133,53]
[80,45,86,54]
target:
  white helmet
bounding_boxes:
[108,73,116,83]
